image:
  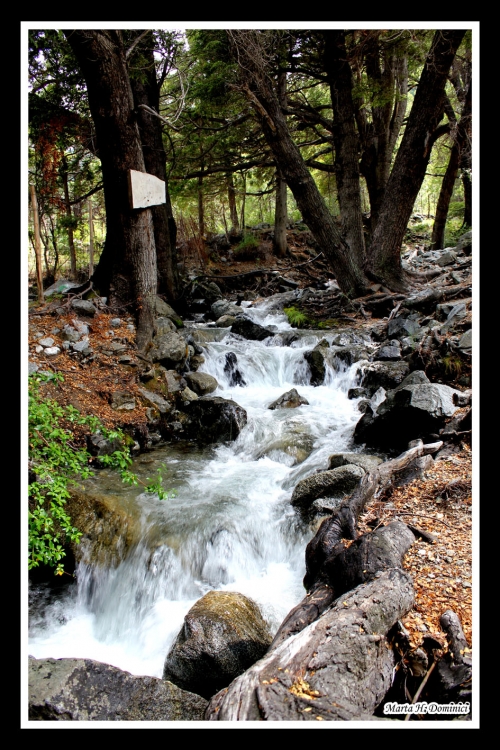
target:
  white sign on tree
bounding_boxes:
[128,169,166,209]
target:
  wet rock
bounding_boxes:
[230,316,274,341]
[137,386,172,414]
[328,453,383,472]
[458,329,472,350]
[163,590,272,700]
[224,352,246,386]
[304,339,329,385]
[154,316,177,335]
[184,372,219,396]
[373,340,402,362]
[387,315,421,339]
[180,396,247,444]
[29,657,207,721]
[360,361,410,392]
[291,465,366,517]
[268,388,309,410]
[211,299,241,320]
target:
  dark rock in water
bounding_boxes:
[163,590,272,700]
[360,361,410,391]
[181,396,247,443]
[304,339,329,385]
[230,316,274,341]
[224,351,246,386]
[268,388,309,410]
[348,387,370,400]
[29,657,207,721]
[291,465,365,517]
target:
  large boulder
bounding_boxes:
[230,316,274,341]
[291,465,366,517]
[355,381,461,450]
[163,591,272,699]
[180,396,247,443]
[359,361,410,393]
[150,331,189,370]
[184,372,219,396]
[29,657,207,721]
[304,339,329,385]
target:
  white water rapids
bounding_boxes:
[28,299,369,679]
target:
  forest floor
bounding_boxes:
[27,235,474,659]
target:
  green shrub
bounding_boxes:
[283,306,310,328]
[28,372,172,575]
[233,233,265,261]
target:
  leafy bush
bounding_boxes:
[283,306,310,328]
[28,372,172,575]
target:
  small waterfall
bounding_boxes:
[28,301,365,678]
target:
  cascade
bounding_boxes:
[28,301,365,679]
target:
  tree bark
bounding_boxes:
[64,30,157,351]
[366,30,465,291]
[323,30,366,268]
[129,33,180,302]
[431,80,472,249]
[228,30,369,298]
[226,172,239,233]
[273,70,288,258]
[61,159,77,279]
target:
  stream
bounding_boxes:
[28,298,369,679]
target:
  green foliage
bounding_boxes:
[28,373,173,575]
[283,306,310,328]
[441,354,463,377]
[233,233,265,261]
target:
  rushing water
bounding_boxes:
[28,299,368,679]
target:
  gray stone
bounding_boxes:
[163,590,272,700]
[61,325,81,343]
[28,362,39,375]
[39,337,55,348]
[387,316,421,339]
[458,329,472,349]
[211,299,241,320]
[137,387,172,414]
[110,391,136,410]
[328,453,383,472]
[184,372,219,396]
[360,361,410,391]
[72,339,91,353]
[110,318,122,327]
[151,332,188,369]
[29,657,207,721]
[436,250,457,267]
[291,464,366,515]
[154,316,177,335]
[215,314,237,327]
[455,230,472,255]
[373,341,401,361]
[71,299,97,317]
[155,297,183,328]
[44,347,61,357]
[268,388,309,410]
[181,386,199,402]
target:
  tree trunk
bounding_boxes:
[198,175,205,239]
[273,70,288,258]
[367,30,465,291]
[431,80,472,249]
[461,169,472,227]
[323,31,366,268]
[129,33,180,302]
[228,31,368,298]
[226,172,239,233]
[64,30,157,351]
[61,160,77,279]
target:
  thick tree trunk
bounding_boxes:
[367,30,465,291]
[228,31,369,298]
[323,30,366,268]
[462,169,472,227]
[198,175,205,238]
[129,35,180,302]
[272,70,288,258]
[65,29,157,351]
[431,80,472,249]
